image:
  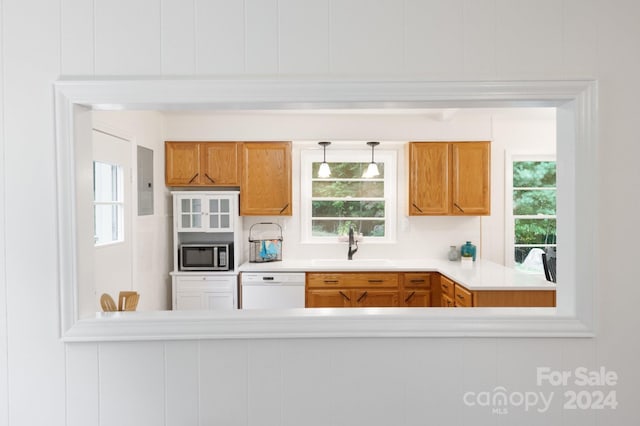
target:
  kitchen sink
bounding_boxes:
[311,258,394,267]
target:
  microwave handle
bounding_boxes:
[213,246,218,268]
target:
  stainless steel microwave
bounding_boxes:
[179,243,231,271]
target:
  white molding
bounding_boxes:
[64,309,592,342]
[54,79,598,341]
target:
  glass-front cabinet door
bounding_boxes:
[177,194,234,232]
[178,196,203,230]
[207,195,233,231]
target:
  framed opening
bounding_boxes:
[55,79,597,341]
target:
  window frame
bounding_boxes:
[300,147,397,244]
[55,79,597,341]
[504,153,557,269]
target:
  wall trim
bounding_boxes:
[54,79,597,341]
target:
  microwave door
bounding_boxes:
[184,247,212,270]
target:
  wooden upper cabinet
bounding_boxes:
[409,142,450,215]
[409,141,490,216]
[165,141,240,187]
[451,142,490,215]
[201,142,240,186]
[165,142,201,186]
[240,142,292,216]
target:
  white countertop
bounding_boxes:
[238,258,556,291]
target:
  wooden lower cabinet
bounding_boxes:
[472,290,555,307]
[306,271,555,308]
[306,289,352,307]
[306,272,400,308]
[355,290,399,307]
[401,273,432,307]
[440,275,455,307]
[439,273,555,308]
[454,284,473,307]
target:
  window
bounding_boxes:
[93,161,124,245]
[301,148,397,243]
[506,155,557,272]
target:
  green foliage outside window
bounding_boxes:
[513,161,557,267]
[311,161,386,238]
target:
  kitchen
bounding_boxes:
[85,105,557,317]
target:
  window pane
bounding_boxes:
[312,200,385,218]
[312,162,385,179]
[93,161,122,202]
[513,189,556,215]
[220,198,230,213]
[312,219,385,237]
[514,219,557,245]
[94,204,122,245]
[220,214,230,228]
[312,180,384,198]
[513,161,556,187]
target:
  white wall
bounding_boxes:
[1,1,639,425]
[91,111,172,313]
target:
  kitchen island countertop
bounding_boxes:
[239,258,556,291]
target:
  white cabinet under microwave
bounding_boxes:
[172,274,237,310]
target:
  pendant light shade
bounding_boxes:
[318,141,332,178]
[363,141,380,178]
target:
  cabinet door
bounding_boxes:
[454,284,474,307]
[440,275,455,299]
[354,290,399,307]
[441,293,454,307]
[206,196,234,232]
[176,292,205,310]
[201,142,240,186]
[409,143,450,215]
[451,142,490,215]
[240,142,292,216]
[166,142,201,186]
[204,292,235,310]
[176,196,205,231]
[174,275,236,310]
[403,290,431,307]
[306,289,352,307]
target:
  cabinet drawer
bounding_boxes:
[403,273,431,288]
[307,273,398,288]
[440,275,455,298]
[307,273,346,288]
[176,275,236,292]
[454,284,473,307]
[344,273,398,288]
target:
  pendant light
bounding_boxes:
[317,141,332,178]
[363,141,380,178]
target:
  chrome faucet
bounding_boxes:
[347,226,358,260]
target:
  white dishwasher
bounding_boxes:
[240,272,306,309]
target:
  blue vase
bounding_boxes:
[461,241,476,261]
